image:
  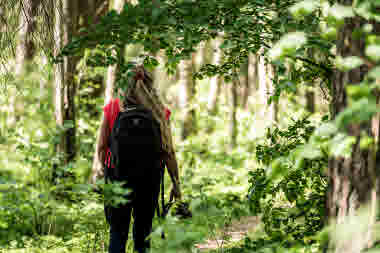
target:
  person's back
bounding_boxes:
[108,105,162,179]
[97,64,181,253]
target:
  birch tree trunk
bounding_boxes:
[90,0,124,183]
[327,5,379,252]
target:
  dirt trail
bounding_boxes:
[195,216,259,251]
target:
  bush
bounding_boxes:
[246,117,328,251]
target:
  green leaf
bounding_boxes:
[330,133,356,158]
[359,135,374,150]
[363,23,373,33]
[365,45,380,62]
[269,32,307,59]
[368,66,380,79]
[0,220,8,229]
[335,56,364,71]
[289,0,318,18]
[336,98,379,127]
[62,120,74,130]
[321,27,338,41]
[346,84,371,100]
[314,122,338,139]
[268,158,287,180]
[298,143,322,160]
[355,1,380,22]
[329,3,354,20]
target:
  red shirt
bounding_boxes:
[103,98,171,167]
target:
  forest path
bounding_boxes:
[194,216,260,251]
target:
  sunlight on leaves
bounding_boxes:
[268,158,288,180]
[346,85,371,101]
[269,32,307,60]
[368,66,380,79]
[297,143,323,160]
[289,0,319,19]
[321,26,338,41]
[314,122,338,140]
[329,133,356,158]
[365,45,380,62]
[359,134,374,150]
[328,3,354,21]
[363,23,374,33]
[335,56,364,71]
[355,0,380,22]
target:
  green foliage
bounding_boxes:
[2,0,380,252]
[246,118,328,251]
[58,0,320,83]
[335,56,364,71]
[269,32,307,60]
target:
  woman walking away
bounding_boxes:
[97,63,182,253]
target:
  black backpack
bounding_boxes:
[105,106,163,182]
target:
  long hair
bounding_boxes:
[121,65,174,155]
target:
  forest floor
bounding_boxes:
[195,216,260,251]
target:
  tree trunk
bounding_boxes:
[78,0,95,28]
[179,54,196,140]
[207,37,223,115]
[54,0,79,166]
[328,5,378,252]
[16,0,40,72]
[242,53,257,109]
[258,53,277,124]
[90,0,124,183]
[305,48,315,114]
[266,63,278,123]
[0,8,4,41]
[229,77,238,150]
[8,0,41,126]
[194,41,205,72]
[248,53,258,91]
[305,89,315,114]
[179,54,197,139]
[257,53,267,117]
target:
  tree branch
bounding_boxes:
[294,56,332,76]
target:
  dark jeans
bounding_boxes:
[105,172,161,253]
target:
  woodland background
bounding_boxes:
[0,0,380,252]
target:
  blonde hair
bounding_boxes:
[121,65,174,155]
